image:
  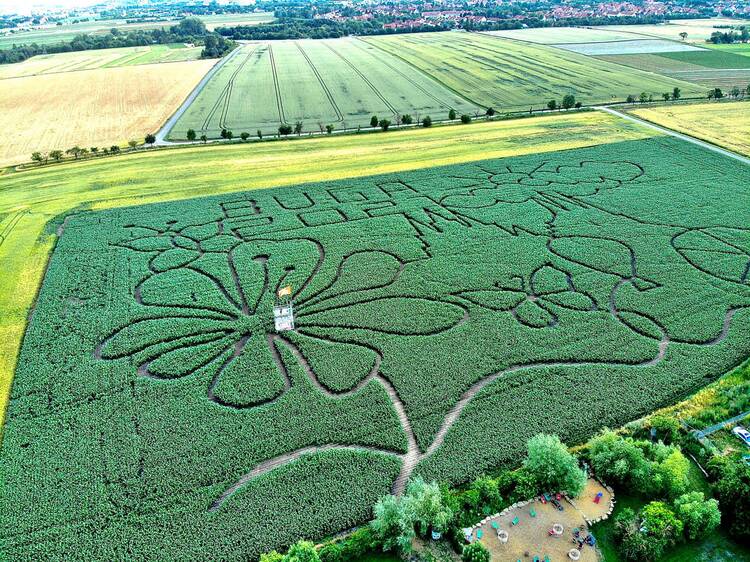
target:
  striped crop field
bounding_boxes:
[167,38,480,140]
[481,26,652,44]
[363,32,703,110]
[554,39,703,56]
[0,44,204,79]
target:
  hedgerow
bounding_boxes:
[2,137,749,559]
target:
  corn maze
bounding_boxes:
[1,137,749,559]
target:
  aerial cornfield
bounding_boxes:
[1,136,749,559]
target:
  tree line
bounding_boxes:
[29,133,157,166]
[0,18,234,65]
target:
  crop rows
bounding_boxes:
[1,136,749,559]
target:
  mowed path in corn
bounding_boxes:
[167,37,480,139]
[0,111,661,428]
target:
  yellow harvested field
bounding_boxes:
[0,59,215,168]
[630,101,750,157]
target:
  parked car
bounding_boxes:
[732,426,750,447]
[551,499,564,511]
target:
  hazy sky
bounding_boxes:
[0,0,101,16]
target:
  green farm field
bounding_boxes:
[363,32,703,110]
[2,112,750,559]
[167,38,479,140]
[0,112,656,423]
[0,13,273,49]
[0,44,203,79]
[481,27,652,44]
[593,18,750,44]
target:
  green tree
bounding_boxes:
[662,93,671,102]
[673,492,721,541]
[448,108,457,120]
[648,414,681,444]
[186,129,196,141]
[468,476,503,514]
[240,132,250,141]
[626,94,636,103]
[746,83,750,97]
[510,467,540,502]
[461,542,490,562]
[128,139,138,150]
[325,124,334,134]
[220,128,228,139]
[257,129,263,140]
[485,107,496,116]
[371,494,414,553]
[672,87,681,100]
[710,457,750,538]
[225,130,233,140]
[370,115,379,128]
[547,99,557,110]
[294,121,303,136]
[405,477,453,536]
[657,449,690,498]
[731,86,741,99]
[401,114,413,125]
[460,114,472,124]
[283,540,320,562]
[109,145,120,154]
[279,124,293,136]
[714,87,724,99]
[145,133,156,147]
[524,433,586,496]
[200,134,208,144]
[317,543,342,562]
[641,501,683,554]
[562,94,576,109]
[31,151,45,165]
[260,552,284,562]
[639,92,649,103]
[422,115,432,127]
[679,31,688,41]
[587,430,651,491]
[379,119,391,131]
[66,146,83,159]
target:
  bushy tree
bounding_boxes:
[370,115,379,128]
[587,430,650,490]
[639,92,649,103]
[657,449,690,498]
[673,492,721,540]
[710,457,750,539]
[547,99,557,110]
[401,114,413,125]
[422,115,432,128]
[662,93,671,101]
[406,477,454,535]
[260,552,284,562]
[371,494,414,553]
[626,94,636,103]
[485,107,495,116]
[562,94,576,109]
[672,87,681,100]
[379,119,391,131]
[145,133,156,146]
[467,476,503,514]
[200,135,208,144]
[317,543,342,562]
[448,108,457,120]
[524,433,586,496]
[294,121,303,135]
[128,139,138,149]
[279,124,293,136]
[31,151,45,164]
[240,132,250,141]
[460,114,472,124]
[186,128,196,141]
[283,540,319,562]
[325,124,334,134]
[257,130,263,140]
[462,542,490,562]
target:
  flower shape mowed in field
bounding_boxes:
[98,238,466,408]
[115,221,240,272]
[442,160,644,208]
[455,264,595,328]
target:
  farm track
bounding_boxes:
[294,42,344,123]
[322,41,399,120]
[267,44,287,125]
[205,46,257,132]
[155,48,240,144]
[0,210,28,248]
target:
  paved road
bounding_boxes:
[694,410,750,439]
[598,106,750,167]
[154,47,244,146]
